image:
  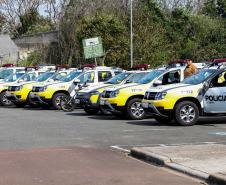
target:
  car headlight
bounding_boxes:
[155,92,167,100]
[110,90,119,98]
[90,91,100,95]
[39,86,47,92]
[15,86,23,91]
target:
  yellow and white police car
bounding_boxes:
[142,67,226,126]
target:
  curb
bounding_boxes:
[131,147,211,182]
[130,147,171,166]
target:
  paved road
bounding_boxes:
[0,107,226,150]
[0,147,201,185]
[0,106,226,184]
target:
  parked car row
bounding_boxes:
[1,59,226,126]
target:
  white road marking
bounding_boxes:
[111,145,130,153]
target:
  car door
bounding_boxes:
[97,71,113,84]
[153,70,182,86]
[83,72,95,85]
[203,71,226,113]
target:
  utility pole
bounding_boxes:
[130,0,133,68]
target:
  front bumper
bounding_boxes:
[6,93,23,103]
[142,102,170,118]
[29,93,51,105]
[99,99,124,114]
[75,94,99,109]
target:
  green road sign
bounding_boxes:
[83,37,104,59]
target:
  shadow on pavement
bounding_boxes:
[126,120,178,127]
[88,115,126,121]
[66,112,89,116]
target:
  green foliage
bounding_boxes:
[16,9,39,36]
[15,9,54,37]
[20,51,42,67]
[55,0,226,68]
[202,0,226,18]
[202,0,218,17]
[77,13,129,68]
[217,0,226,18]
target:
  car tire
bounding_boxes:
[84,108,99,115]
[0,92,13,106]
[174,101,199,126]
[61,99,75,112]
[52,93,69,110]
[27,93,39,108]
[154,116,173,124]
[126,98,145,120]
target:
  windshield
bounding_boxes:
[20,72,37,82]
[183,69,217,85]
[128,72,148,83]
[50,72,66,81]
[138,70,164,84]
[4,73,24,82]
[60,71,81,82]
[0,69,13,79]
[107,72,131,84]
[35,72,55,82]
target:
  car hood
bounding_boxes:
[9,81,36,87]
[105,83,139,91]
[146,83,192,93]
[79,84,112,93]
[33,81,62,88]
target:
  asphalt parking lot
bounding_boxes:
[0,107,226,150]
[1,106,226,185]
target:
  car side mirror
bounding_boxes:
[83,82,89,87]
[206,81,213,89]
[18,79,24,83]
[73,79,80,85]
[153,80,162,86]
[126,80,131,84]
[48,79,54,83]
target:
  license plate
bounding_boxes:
[74,99,80,104]
[6,93,12,97]
[100,100,105,105]
[142,102,150,108]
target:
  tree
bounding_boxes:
[0,0,41,35]
[16,9,39,36]
[217,0,226,18]
[42,0,67,27]
[0,14,6,33]
[58,0,130,67]
[77,13,129,68]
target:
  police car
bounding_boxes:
[142,58,226,126]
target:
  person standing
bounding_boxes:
[184,59,198,78]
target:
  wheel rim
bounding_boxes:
[180,105,196,123]
[55,96,66,107]
[2,94,12,105]
[61,99,73,110]
[130,102,144,118]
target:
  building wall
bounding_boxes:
[13,30,58,61]
[0,35,19,65]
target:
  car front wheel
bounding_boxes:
[174,101,199,126]
[0,92,13,106]
[126,98,145,120]
[52,93,69,110]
